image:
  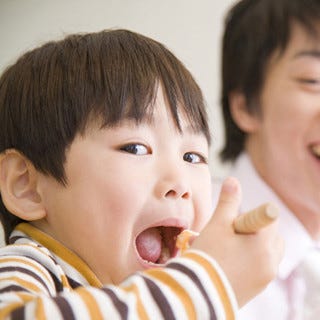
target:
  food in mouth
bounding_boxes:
[311,144,320,158]
[176,229,199,252]
[136,226,182,264]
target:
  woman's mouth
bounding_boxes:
[135,226,183,266]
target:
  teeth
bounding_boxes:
[311,145,320,157]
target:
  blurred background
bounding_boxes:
[0,0,237,242]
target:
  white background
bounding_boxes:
[0,0,237,243]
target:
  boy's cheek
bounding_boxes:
[193,196,213,233]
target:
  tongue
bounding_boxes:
[136,228,162,263]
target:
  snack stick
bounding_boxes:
[176,229,199,252]
[176,203,278,253]
[233,203,279,234]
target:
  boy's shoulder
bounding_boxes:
[0,225,60,271]
[1,223,73,287]
[0,223,101,289]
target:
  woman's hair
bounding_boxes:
[0,29,210,242]
[220,0,320,161]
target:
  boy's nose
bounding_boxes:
[164,187,191,200]
[155,167,192,200]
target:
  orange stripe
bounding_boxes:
[60,274,72,289]
[3,276,43,294]
[122,283,149,320]
[0,256,52,285]
[77,287,104,320]
[183,252,235,320]
[0,302,25,318]
[16,292,35,302]
[35,298,46,319]
[0,292,34,318]
[145,268,196,319]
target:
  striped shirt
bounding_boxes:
[0,223,237,319]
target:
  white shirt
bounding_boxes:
[212,153,316,320]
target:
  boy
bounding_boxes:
[0,29,282,318]
[216,0,320,318]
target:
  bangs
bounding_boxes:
[0,29,210,184]
[87,30,210,143]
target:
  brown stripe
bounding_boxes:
[11,306,25,320]
[0,302,25,319]
[122,283,149,319]
[54,296,76,320]
[0,257,52,285]
[1,244,64,291]
[16,223,102,287]
[145,268,196,319]
[168,262,217,320]
[0,292,35,319]
[0,266,50,293]
[0,284,28,293]
[183,252,235,320]
[102,287,128,319]
[2,276,43,294]
[142,275,175,320]
[77,287,104,320]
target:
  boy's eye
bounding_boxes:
[120,143,149,155]
[183,152,207,164]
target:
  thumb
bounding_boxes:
[213,177,242,222]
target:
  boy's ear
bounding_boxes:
[0,149,46,221]
[229,91,260,133]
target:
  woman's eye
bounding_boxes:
[299,78,320,84]
[296,77,320,92]
[120,143,149,155]
[183,152,207,164]
[297,77,320,87]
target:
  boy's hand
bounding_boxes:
[192,177,284,307]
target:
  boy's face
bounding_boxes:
[35,86,212,284]
[244,22,320,235]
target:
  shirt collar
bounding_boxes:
[12,223,102,287]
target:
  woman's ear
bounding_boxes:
[229,91,260,133]
[0,149,46,221]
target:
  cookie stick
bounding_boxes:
[176,203,279,252]
[233,203,279,234]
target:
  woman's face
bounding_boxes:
[240,23,320,237]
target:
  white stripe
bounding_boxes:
[84,287,122,320]
[122,274,165,319]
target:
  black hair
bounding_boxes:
[0,29,210,242]
[220,0,320,161]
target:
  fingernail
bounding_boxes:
[222,177,238,194]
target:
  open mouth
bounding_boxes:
[135,226,183,265]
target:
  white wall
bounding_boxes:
[0,0,237,173]
[0,0,236,242]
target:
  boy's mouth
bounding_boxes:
[135,226,183,265]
